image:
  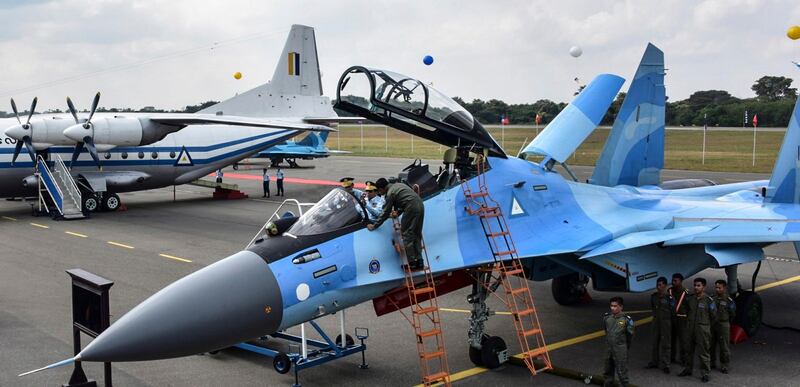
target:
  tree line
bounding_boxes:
[3,76,796,127]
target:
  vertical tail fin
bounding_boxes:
[764,96,800,203]
[200,25,333,118]
[589,43,665,187]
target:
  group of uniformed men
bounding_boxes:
[603,273,736,386]
[342,177,427,270]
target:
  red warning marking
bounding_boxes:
[212,173,368,188]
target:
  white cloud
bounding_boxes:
[0,0,798,112]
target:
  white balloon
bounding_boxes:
[569,46,583,58]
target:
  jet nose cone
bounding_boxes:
[79,251,283,362]
[63,123,88,142]
[5,124,26,140]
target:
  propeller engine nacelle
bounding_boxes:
[4,118,75,150]
[62,117,180,147]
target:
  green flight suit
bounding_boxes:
[650,291,674,368]
[602,313,634,387]
[684,292,717,377]
[374,183,425,264]
[711,293,736,369]
[669,285,690,365]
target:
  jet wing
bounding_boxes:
[664,217,800,245]
[149,115,335,132]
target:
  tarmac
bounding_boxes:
[1,156,799,386]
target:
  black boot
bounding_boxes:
[678,369,692,377]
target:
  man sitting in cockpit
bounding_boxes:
[361,181,385,223]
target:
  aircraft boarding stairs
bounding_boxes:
[390,218,452,387]
[36,155,85,220]
[460,154,551,376]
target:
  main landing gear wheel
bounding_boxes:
[82,195,99,213]
[735,290,763,336]
[480,336,507,369]
[335,333,355,347]
[102,193,121,211]
[552,272,589,306]
[273,352,292,374]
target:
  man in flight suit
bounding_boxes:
[679,277,717,383]
[602,296,634,387]
[647,276,674,374]
[367,178,425,270]
[710,279,736,374]
[670,273,690,366]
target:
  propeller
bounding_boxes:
[9,97,38,165]
[67,92,102,169]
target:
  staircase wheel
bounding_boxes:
[335,333,355,347]
[273,352,292,374]
[480,336,507,369]
[102,193,121,211]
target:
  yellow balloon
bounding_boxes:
[788,25,800,40]
[233,72,242,80]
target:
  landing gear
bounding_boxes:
[82,194,99,213]
[551,272,589,306]
[735,291,763,337]
[466,268,507,368]
[101,193,121,212]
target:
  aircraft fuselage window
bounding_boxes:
[138,152,144,159]
[121,152,128,159]
[151,151,158,159]
[104,152,111,160]
[169,151,176,158]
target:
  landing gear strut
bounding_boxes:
[551,272,589,306]
[466,268,509,368]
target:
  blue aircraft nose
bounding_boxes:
[79,251,283,362]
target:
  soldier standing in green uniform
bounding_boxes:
[669,273,690,366]
[602,296,634,387]
[368,178,425,270]
[679,277,717,383]
[646,277,674,373]
[711,279,735,374]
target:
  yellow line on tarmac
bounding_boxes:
[159,253,192,263]
[107,241,134,249]
[416,273,800,387]
[29,222,49,229]
[65,231,88,238]
[2,216,17,221]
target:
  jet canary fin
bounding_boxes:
[520,74,624,163]
[590,43,665,187]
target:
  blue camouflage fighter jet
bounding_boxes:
[25,44,794,379]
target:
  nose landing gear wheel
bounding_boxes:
[480,336,507,369]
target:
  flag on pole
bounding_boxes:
[501,114,510,125]
[744,110,748,127]
[703,113,707,132]
[752,113,758,127]
[535,114,542,125]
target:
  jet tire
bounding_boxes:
[735,290,763,337]
[480,336,507,369]
[552,272,588,306]
[83,194,100,213]
[335,333,355,347]
[469,346,483,366]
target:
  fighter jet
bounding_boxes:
[251,130,351,168]
[24,44,790,380]
[1,25,341,212]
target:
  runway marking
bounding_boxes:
[107,241,134,249]
[2,216,17,221]
[440,308,512,316]
[159,253,192,263]
[65,231,88,238]
[30,222,49,229]
[418,274,800,387]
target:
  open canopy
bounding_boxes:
[334,66,506,157]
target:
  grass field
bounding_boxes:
[332,125,784,173]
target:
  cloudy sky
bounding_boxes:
[1,0,799,111]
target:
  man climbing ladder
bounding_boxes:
[368,178,425,270]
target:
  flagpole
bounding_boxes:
[702,113,707,165]
[752,114,758,167]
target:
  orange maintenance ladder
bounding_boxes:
[460,154,552,376]
[391,218,452,387]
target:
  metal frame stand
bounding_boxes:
[233,314,368,387]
